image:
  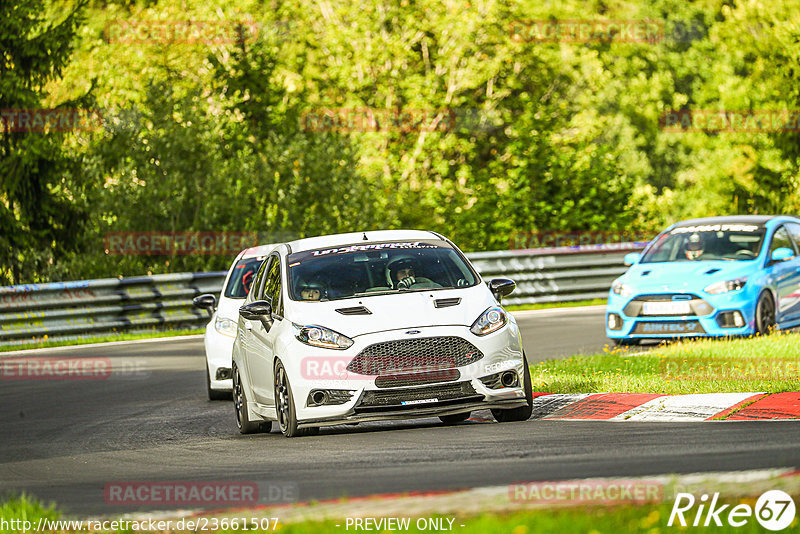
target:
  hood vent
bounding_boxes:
[335,305,372,315]
[704,268,721,275]
[434,297,461,308]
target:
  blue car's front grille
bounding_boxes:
[623,294,714,317]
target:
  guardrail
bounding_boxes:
[0,273,225,346]
[0,243,645,346]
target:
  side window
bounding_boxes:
[769,226,795,257]
[262,255,283,316]
[251,257,271,301]
[786,223,800,253]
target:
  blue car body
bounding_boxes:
[606,215,800,342]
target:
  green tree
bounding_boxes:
[0,0,91,284]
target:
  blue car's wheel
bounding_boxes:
[755,291,776,335]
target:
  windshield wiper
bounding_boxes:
[352,290,399,297]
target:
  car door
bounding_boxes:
[766,225,800,323]
[246,253,283,405]
[780,222,800,321]
[240,256,270,383]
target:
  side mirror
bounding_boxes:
[488,278,516,303]
[239,300,273,325]
[623,252,641,266]
[192,294,217,314]
[771,247,795,263]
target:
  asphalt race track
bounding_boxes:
[1,307,799,515]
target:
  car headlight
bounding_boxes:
[214,316,237,338]
[704,277,748,295]
[470,306,507,336]
[611,280,633,297]
[293,323,354,350]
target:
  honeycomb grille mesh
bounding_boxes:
[375,369,460,388]
[347,336,484,375]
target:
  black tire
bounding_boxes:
[439,412,471,424]
[274,360,317,437]
[207,363,230,401]
[755,291,777,335]
[491,355,533,423]
[233,363,270,434]
[611,338,640,346]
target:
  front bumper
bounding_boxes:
[204,323,236,391]
[298,397,526,429]
[605,289,757,340]
[285,323,527,424]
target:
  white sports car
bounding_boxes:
[232,230,532,437]
[194,244,275,399]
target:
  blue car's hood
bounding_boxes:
[622,260,755,292]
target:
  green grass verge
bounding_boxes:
[531,332,800,395]
[0,328,204,353]
[1,494,793,533]
[505,299,605,311]
[0,494,59,531]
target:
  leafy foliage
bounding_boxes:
[5,0,800,282]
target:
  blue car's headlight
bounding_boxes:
[611,280,633,297]
[704,277,748,295]
[293,323,354,350]
[214,316,237,338]
[470,306,507,336]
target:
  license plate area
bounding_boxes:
[642,301,692,316]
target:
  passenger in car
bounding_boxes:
[298,280,325,301]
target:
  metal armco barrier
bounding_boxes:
[468,243,645,306]
[0,243,645,346]
[0,272,225,346]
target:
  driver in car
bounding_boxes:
[684,233,705,260]
[387,257,442,290]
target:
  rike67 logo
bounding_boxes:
[669,490,796,531]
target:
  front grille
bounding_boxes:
[347,336,483,375]
[375,369,460,388]
[623,294,713,317]
[356,381,480,412]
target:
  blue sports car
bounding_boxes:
[606,215,800,344]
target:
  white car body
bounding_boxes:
[200,244,276,398]
[232,230,532,436]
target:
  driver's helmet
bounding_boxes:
[386,256,418,288]
[297,279,326,301]
[685,233,705,260]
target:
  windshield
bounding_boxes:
[286,240,479,301]
[641,224,766,263]
[223,256,266,298]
